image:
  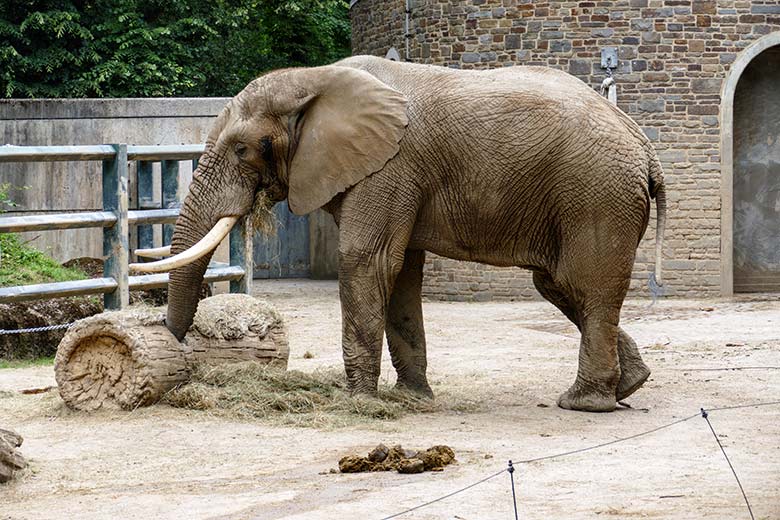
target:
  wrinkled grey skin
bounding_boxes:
[166,56,666,412]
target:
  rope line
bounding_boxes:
[707,400,780,412]
[379,468,506,520]
[0,322,73,335]
[516,412,699,464]
[378,400,780,520]
[701,409,755,520]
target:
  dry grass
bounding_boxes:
[250,191,278,237]
[162,362,484,428]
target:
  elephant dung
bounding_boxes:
[338,444,456,474]
[397,458,425,474]
[417,445,456,471]
[338,455,375,473]
[367,443,389,463]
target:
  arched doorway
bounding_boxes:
[720,32,780,294]
[732,45,780,292]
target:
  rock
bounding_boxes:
[0,428,28,483]
[397,458,425,474]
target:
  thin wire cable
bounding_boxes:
[707,400,780,412]
[518,412,700,464]
[701,409,754,520]
[379,412,699,520]
[0,322,73,335]
[379,468,506,520]
[377,400,780,520]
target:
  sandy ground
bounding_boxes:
[1,280,779,520]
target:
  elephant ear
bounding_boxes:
[280,66,408,215]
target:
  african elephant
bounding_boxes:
[131,55,666,413]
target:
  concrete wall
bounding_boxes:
[351,0,780,299]
[0,98,228,261]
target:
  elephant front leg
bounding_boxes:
[339,250,397,395]
[386,249,432,397]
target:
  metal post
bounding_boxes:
[103,144,129,309]
[229,217,253,294]
[161,159,179,246]
[136,160,154,252]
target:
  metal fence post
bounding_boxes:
[229,218,253,294]
[136,160,154,252]
[161,159,179,246]
[103,144,129,309]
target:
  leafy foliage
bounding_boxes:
[0,183,18,212]
[0,0,351,98]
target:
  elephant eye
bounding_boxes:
[259,137,274,161]
[234,142,248,158]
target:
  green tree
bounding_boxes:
[0,0,351,98]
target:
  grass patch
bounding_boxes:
[0,356,55,369]
[163,362,483,428]
[0,234,87,287]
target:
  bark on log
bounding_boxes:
[0,428,27,483]
[55,294,288,411]
[55,309,190,411]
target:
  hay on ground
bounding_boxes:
[162,362,480,427]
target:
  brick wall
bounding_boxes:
[350,0,780,300]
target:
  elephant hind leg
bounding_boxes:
[533,271,650,402]
[615,329,650,401]
[386,249,432,397]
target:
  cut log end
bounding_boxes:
[55,311,189,411]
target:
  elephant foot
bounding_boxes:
[557,383,616,413]
[616,363,651,402]
[347,378,379,397]
[394,379,434,399]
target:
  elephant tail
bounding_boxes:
[648,154,666,289]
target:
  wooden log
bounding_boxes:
[54,294,288,411]
[55,309,190,411]
[0,428,27,484]
[185,294,289,368]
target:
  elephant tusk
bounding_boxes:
[134,245,172,258]
[128,216,238,273]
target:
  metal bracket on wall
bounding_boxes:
[601,47,618,73]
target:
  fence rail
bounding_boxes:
[0,143,252,308]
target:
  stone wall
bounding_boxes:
[351,0,780,300]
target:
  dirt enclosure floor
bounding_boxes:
[1,280,779,520]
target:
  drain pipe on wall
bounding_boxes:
[405,0,412,61]
[600,47,618,106]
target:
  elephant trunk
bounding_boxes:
[165,183,219,341]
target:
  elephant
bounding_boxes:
[131,55,667,413]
